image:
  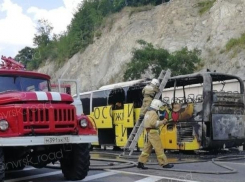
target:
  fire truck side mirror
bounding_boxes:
[66,87,71,95]
[58,79,83,115]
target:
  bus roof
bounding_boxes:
[99,79,146,90]
[166,72,243,88]
[79,72,244,96]
[78,79,147,96]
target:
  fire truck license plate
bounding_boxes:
[44,136,70,144]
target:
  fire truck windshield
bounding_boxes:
[0,75,50,93]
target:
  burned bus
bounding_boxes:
[80,72,245,150]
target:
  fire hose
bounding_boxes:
[46,150,245,174]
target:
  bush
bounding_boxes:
[167,47,201,76]
[129,5,154,17]
[226,33,245,52]
[197,0,216,15]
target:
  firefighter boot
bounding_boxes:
[137,162,148,169]
[162,164,174,168]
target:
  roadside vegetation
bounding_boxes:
[197,0,216,15]
[123,40,202,80]
[224,33,245,58]
[14,0,169,70]
[129,5,154,17]
[226,33,245,52]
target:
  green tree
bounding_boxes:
[167,47,201,76]
[14,46,35,67]
[124,41,202,80]
[14,20,55,70]
[124,40,169,80]
[33,19,53,47]
[112,0,126,11]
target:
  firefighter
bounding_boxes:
[115,102,123,109]
[139,79,160,120]
[137,99,174,169]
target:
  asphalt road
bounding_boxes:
[5,166,196,182]
[5,159,245,182]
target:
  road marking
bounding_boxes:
[107,169,199,182]
[83,171,118,181]
[134,176,162,182]
[5,171,61,182]
[6,170,117,182]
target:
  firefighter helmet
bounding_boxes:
[151,79,160,87]
[150,99,163,110]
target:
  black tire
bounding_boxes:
[6,161,25,171]
[0,148,4,182]
[112,146,122,151]
[60,144,90,181]
[89,144,93,151]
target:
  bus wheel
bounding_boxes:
[60,144,90,180]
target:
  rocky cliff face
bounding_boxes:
[38,0,245,92]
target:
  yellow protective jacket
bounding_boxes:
[142,84,159,98]
[144,110,161,129]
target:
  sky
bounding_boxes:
[0,0,82,58]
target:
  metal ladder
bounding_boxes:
[122,69,171,156]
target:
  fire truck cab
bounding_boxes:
[0,56,97,181]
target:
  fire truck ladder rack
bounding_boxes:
[122,69,171,156]
[1,56,25,70]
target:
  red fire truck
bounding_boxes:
[0,56,97,181]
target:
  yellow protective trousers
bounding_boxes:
[140,97,153,116]
[138,130,168,166]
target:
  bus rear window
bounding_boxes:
[212,79,241,93]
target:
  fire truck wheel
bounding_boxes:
[6,161,25,171]
[60,144,90,181]
[0,148,4,181]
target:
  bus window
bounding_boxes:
[108,88,125,110]
[212,79,241,93]
[92,90,108,111]
[126,85,144,108]
[163,76,205,122]
[80,93,91,115]
[165,76,204,105]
